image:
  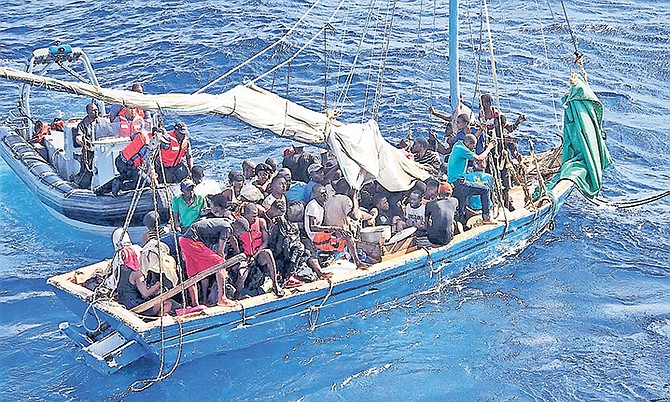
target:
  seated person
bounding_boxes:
[141,211,167,246]
[411,137,442,174]
[447,134,497,226]
[72,103,104,189]
[241,159,256,181]
[404,190,427,235]
[425,183,459,246]
[115,245,177,315]
[464,159,495,212]
[262,174,288,211]
[230,203,284,297]
[266,199,328,286]
[372,193,405,233]
[108,83,152,123]
[172,179,206,232]
[282,144,318,183]
[304,184,366,268]
[302,163,326,203]
[158,122,192,183]
[222,171,245,210]
[204,193,234,220]
[253,162,273,192]
[111,128,156,195]
[179,218,237,307]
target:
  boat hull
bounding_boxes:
[0,128,172,235]
[48,182,571,372]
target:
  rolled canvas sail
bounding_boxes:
[0,66,429,190]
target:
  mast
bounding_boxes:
[449,0,460,115]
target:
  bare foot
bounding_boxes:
[217,298,239,308]
[319,272,334,279]
[482,219,498,225]
[356,262,370,270]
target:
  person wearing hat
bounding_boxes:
[158,121,193,183]
[171,178,206,232]
[302,163,325,203]
[115,245,177,315]
[424,182,459,246]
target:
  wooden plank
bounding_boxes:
[131,253,246,313]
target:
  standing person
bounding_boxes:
[429,93,476,126]
[424,183,459,246]
[447,134,497,226]
[477,93,525,154]
[158,122,192,183]
[171,179,206,233]
[72,103,102,189]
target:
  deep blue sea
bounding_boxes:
[1,0,669,400]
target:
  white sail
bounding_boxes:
[0,66,429,190]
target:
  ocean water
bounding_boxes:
[1,0,669,400]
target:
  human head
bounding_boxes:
[473,158,487,172]
[411,137,429,154]
[173,122,188,140]
[111,227,131,251]
[242,202,259,223]
[210,194,229,217]
[241,159,256,179]
[191,165,205,185]
[265,157,278,173]
[312,184,328,204]
[270,174,287,194]
[397,138,412,151]
[278,167,292,183]
[408,191,423,208]
[142,211,160,229]
[373,193,390,211]
[254,162,273,184]
[232,218,250,237]
[180,178,195,198]
[130,83,144,93]
[228,171,245,190]
[85,103,99,119]
[438,182,453,198]
[410,180,426,196]
[267,199,287,219]
[457,113,470,130]
[464,134,477,151]
[481,93,493,108]
[307,163,325,183]
[424,178,439,200]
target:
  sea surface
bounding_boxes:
[1,0,669,400]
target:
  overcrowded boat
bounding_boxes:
[0,0,612,381]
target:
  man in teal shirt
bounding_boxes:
[447,134,496,226]
[172,179,206,232]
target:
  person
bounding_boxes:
[477,93,525,154]
[372,193,405,233]
[282,144,318,183]
[222,171,245,209]
[492,114,525,211]
[262,174,288,211]
[230,203,284,297]
[411,137,442,174]
[72,103,102,189]
[253,162,274,193]
[447,134,497,226]
[141,211,166,246]
[111,127,155,195]
[464,159,494,212]
[241,159,256,181]
[108,83,152,123]
[115,245,176,315]
[423,178,439,203]
[304,184,366,268]
[282,167,307,202]
[179,218,238,307]
[429,93,476,126]
[303,163,326,203]
[266,199,327,286]
[172,179,206,232]
[404,190,427,235]
[204,193,234,220]
[424,183,459,246]
[158,122,192,183]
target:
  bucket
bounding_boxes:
[360,225,391,243]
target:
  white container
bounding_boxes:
[360,225,391,243]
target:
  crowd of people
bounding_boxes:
[111,91,527,316]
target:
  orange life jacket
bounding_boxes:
[239,217,263,256]
[121,131,152,167]
[160,131,190,167]
[118,107,145,119]
[118,115,145,138]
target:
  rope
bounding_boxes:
[534,0,561,130]
[585,190,670,209]
[251,0,347,87]
[361,0,383,122]
[193,0,324,94]
[420,247,440,279]
[308,278,334,331]
[372,0,397,120]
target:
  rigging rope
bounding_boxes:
[193,0,324,94]
[534,0,561,131]
[251,0,347,86]
[372,0,398,120]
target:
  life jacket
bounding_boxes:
[239,217,263,256]
[118,115,145,138]
[121,131,152,167]
[118,106,145,119]
[31,120,50,143]
[160,131,190,167]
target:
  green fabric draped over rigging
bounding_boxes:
[546,74,612,199]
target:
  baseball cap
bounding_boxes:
[307,163,324,176]
[180,179,196,191]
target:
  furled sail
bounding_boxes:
[0,67,429,190]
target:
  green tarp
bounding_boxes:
[545,74,612,199]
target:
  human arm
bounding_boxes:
[429,105,452,123]
[131,271,161,299]
[472,141,496,162]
